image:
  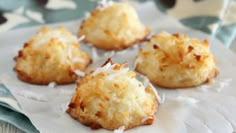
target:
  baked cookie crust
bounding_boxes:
[14,26,91,84]
[135,32,219,88]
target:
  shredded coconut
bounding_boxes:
[197,85,209,92]
[216,78,232,92]
[104,50,115,57]
[105,68,129,80]
[133,56,143,69]
[114,126,125,133]
[60,103,68,112]
[176,96,199,104]
[92,47,99,61]
[138,74,149,87]
[92,62,130,81]
[71,56,85,63]
[115,49,129,55]
[48,82,56,88]
[84,11,91,19]
[219,78,232,88]
[16,91,48,102]
[33,30,76,47]
[74,69,85,77]
[143,76,149,87]
[92,62,112,76]
[160,93,166,104]
[77,35,86,42]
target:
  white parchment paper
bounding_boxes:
[1,1,236,133]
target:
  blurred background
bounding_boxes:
[0,0,235,50]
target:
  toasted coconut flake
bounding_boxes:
[92,59,130,81]
[203,39,209,46]
[153,44,159,49]
[187,45,194,53]
[78,35,86,42]
[92,60,130,80]
[194,54,201,61]
[101,58,113,67]
[141,116,154,124]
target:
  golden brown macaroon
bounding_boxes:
[78,1,150,50]
[14,26,92,85]
[67,59,159,130]
[135,32,219,88]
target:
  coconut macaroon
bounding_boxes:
[135,32,219,88]
[67,59,158,130]
[14,26,91,85]
[78,1,150,50]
